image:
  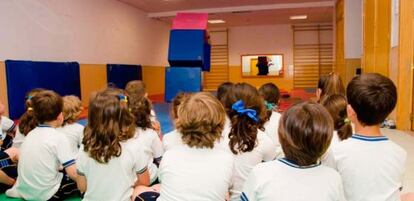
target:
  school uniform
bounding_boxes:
[241,158,346,201]
[321,130,341,168]
[6,125,76,200]
[134,127,164,184]
[221,129,279,201]
[77,139,148,201]
[263,111,282,146]
[333,134,407,201]
[157,145,234,201]
[0,116,15,141]
[57,122,84,155]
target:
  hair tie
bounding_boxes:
[344,118,351,125]
[117,94,128,103]
[27,107,33,111]
[264,101,275,111]
[26,95,33,101]
[232,100,259,122]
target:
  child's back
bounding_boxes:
[334,135,406,201]
[14,124,74,200]
[263,111,281,145]
[77,138,147,201]
[243,159,344,201]
[135,127,163,184]
[57,122,84,154]
[158,145,234,201]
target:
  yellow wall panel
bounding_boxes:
[142,66,165,96]
[335,0,346,83]
[0,62,8,116]
[344,59,361,84]
[229,66,294,90]
[80,64,107,106]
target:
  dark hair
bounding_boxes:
[83,88,136,164]
[258,83,280,104]
[222,83,267,154]
[31,90,63,124]
[318,73,345,102]
[279,101,333,166]
[347,73,397,126]
[125,80,146,98]
[176,92,226,149]
[217,82,234,103]
[321,94,352,140]
[130,95,153,130]
[19,88,45,135]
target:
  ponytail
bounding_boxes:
[321,94,352,141]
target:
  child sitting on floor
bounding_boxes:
[6,90,78,200]
[258,83,282,147]
[129,95,164,184]
[333,73,407,201]
[242,101,346,201]
[76,89,150,201]
[57,95,84,155]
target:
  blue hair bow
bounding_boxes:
[26,95,33,101]
[264,101,275,111]
[232,100,259,122]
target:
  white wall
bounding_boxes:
[344,0,362,58]
[228,24,293,67]
[0,0,170,66]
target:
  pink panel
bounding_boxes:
[172,13,208,30]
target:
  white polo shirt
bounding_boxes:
[57,123,84,155]
[263,111,281,146]
[134,127,164,183]
[12,126,26,148]
[0,116,15,140]
[158,145,234,201]
[333,134,407,201]
[222,130,279,201]
[77,138,148,201]
[242,158,346,201]
[11,125,76,200]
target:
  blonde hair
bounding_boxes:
[125,80,146,98]
[176,92,226,149]
[62,95,83,125]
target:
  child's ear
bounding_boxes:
[57,112,64,126]
[347,104,357,123]
[316,89,322,101]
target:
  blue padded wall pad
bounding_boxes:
[106,64,142,89]
[165,67,202,102]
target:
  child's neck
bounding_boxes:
[354,122,382,137]
[41,121,60,128]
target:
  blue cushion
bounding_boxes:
[165,67,202,102]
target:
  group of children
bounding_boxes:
[0,73,411,201]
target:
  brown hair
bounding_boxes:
[217,82,234,103]
[279,101,333,166]
[258,83,280,104]
[318,73,345,102]
[31,90,63,124]
[170,92,190,121]
[347,73,397,126]
[222,83,267,154]
[321,94,352,140]
[130,95,153,130]
[62,95,83,126]
[83,88,136,163]
[176,92,226,149]
[19,88,45,135]
[125,80,146,98]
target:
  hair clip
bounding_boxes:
[344,118,351,124]
[117,94,128,103]
[264,101,275,111]
[27,107,34,111]
[26,95,33,101]
[232,100,259,122]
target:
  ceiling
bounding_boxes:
[119,0,334,27]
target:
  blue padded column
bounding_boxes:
[165,67,202,102]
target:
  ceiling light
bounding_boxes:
[290,15,307,20]
[208,20,226,24]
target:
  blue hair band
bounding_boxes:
[232,100,259,122]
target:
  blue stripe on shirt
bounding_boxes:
[241,192,249,201]
[351,134,388,142]
[62,159,76,168]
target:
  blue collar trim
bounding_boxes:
[351,134,388,142]
[38,124,52,128]
[278,158,320,169]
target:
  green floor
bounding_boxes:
[0,194,81,200]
